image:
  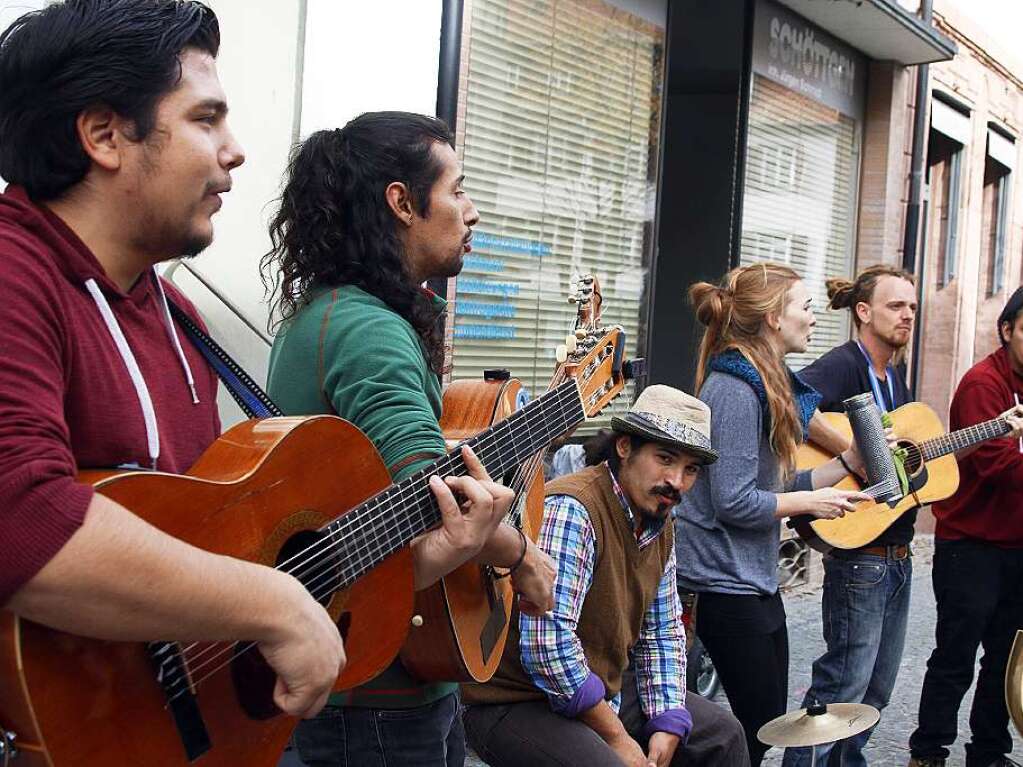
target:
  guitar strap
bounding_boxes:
[167,298,284,419]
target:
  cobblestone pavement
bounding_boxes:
[761,535,1023,766]
[466,536,1023,767]
[290,536,1023,767]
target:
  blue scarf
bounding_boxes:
[708,349,822,438]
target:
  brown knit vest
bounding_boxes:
[462,464,674,706]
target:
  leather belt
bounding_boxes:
[852,543,911,560]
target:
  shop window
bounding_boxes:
[449,0,666,431]
[982,161,1010,296]
[984,127,1014,296]
[739,75,859,370]
[926,130,965,288]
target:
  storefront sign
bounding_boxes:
[752,0,866,119]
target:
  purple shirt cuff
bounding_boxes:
[643,707,693,743]
[549,671,606,718]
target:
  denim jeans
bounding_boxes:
[292,692,464,767]
[782,550,911,767]
[909,538,1023,767]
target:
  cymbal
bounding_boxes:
[758,702,880,748]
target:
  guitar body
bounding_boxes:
[794,402,959,550]
[400,377,545,683]
[0,416,414,767]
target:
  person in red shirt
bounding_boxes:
[908,286,1023,767]
[0,0,508,728]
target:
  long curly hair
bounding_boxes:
[689,263,803,480]
[261,111,454,372]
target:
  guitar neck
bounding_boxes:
[319,378,586,587]
[920,416,1010,461]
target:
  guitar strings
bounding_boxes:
[170,385,580,688]
[883,415,1009,469]
[165,300,605,699]
[167,391,582,701]
[163,383,585,701]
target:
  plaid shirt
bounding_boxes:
[519,463,691,741]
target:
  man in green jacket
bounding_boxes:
[264,111,556,767]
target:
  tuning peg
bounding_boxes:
[582,276,594,284]
[574,329,587,339]
[568,295,579,304]
[565,335,577,353]
[555,344,568,363]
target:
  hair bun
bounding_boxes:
[826,278,855,309]
[689,281,731,327]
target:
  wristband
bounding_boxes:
[837,452,856,476]
[494,527,528,579]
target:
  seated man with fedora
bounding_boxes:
[462,385,749,766]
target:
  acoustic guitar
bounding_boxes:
[792,402,1014,551]
[400,276,628,683]
[0,325,627,766]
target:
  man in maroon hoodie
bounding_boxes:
[0,2,510,733]
[908,286,1023,767]
[0,0,352,722]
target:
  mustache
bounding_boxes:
[650,485,681,505]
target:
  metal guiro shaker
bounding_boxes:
[842,392,902,504]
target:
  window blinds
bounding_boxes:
[740,75,859,370]
[450,0,664,431]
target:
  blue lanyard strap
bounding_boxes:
[857,341,895,413]
[167,299,283,419]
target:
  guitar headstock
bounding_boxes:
[555,273,643,418]
[567,325,628,417]
[568,274,602,331]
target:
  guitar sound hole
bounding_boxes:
[897,440,924,475]
[338,611,352,641]
[276,530,340,609]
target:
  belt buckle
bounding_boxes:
[889,544,910,561]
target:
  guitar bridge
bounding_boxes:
[147,641,212,762]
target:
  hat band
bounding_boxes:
[627,410,713,452]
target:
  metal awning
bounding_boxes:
[775,0,956,65]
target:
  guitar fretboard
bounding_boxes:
[312,378,586,588]
[920,416,1009,461]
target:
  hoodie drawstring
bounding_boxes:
[153,270,200,405]
[84,272,201,471]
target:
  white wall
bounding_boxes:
[300,0,441,137]
[0,0,445,423]
[194,0,444,422]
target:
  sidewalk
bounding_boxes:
[762,535,1023,765]
[291,535,1023,766]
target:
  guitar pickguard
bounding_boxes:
[479,572,507,663]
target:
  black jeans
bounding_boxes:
[696,591,789,767]
[909,538,1023,766]
[463,671,749,767]
[292,692,464,767]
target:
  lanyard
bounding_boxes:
[857,341,896,413]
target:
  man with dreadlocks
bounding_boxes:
[785,265,920,767]
[262,111,556,766]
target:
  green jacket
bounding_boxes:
[267,284,455,708]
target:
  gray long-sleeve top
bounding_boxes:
[675,371,812,596]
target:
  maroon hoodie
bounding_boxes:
[0,186,220,604]
[933,345,1023,546]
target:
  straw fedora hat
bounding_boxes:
[610,384,717,464]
